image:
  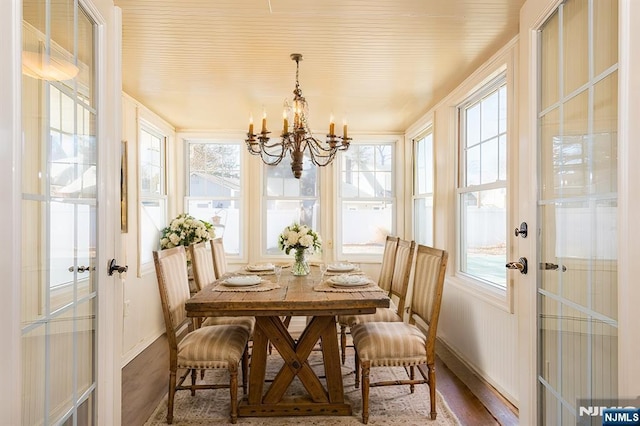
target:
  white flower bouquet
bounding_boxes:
[277,223,322,255]
[160,213,215,250]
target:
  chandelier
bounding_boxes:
[245,53,351,179]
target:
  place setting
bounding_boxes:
[211,273,281,292]
[323,262,363,276]
[314,270,384,293]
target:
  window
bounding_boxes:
[186,141,242,255]
[458,76,507,289]
[338,143,395,256]
[263,154,320,256]
[139,125,166,266]
[413,129,434,246]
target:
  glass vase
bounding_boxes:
[292,248,310,276]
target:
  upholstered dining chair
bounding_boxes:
[153,246,250,424]
[351,244,448,424]
[189,242,256,332]
[210,238,227,279]
[338,236,406,364]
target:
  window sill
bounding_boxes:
[447,274,514,314]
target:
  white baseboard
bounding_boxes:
[437,336,519,407]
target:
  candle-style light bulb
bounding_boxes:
[261,110,267,133]
[329,114,335,135]
[249,114,254,135]
[343,119,348,139]
[283,110,288,134]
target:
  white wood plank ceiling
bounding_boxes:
[114,0,524,133]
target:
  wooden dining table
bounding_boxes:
[185,266,390,418]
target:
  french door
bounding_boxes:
[536,0,618,423]
[21,1,111,424]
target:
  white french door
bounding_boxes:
[529,0,619,424]
[20,1,119,424]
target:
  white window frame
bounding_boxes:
[184,139,243,258]
[336,140,397,261]
[138,122,167,275]
[412,127,434,246]
[455,72,513,309]
[261,153,321,259]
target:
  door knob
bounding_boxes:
[505,257,528,274]
[514,222,528,238]
[68,265,95,273]
[540,262,567,272]
[108,259,128,276]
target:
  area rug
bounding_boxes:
[144,347,461,426]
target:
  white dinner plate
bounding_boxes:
[328,275,370,287]
[223,275,262,287]
[327,263,355,272]
[245,263,275,272]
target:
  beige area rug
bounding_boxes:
[145,347,461,426]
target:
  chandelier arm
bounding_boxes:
[304,139,337,167]
[304,136,339,156]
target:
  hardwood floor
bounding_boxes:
[122,324,519,425]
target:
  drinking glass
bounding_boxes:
[274,265,282,283]
[320,263,328,281]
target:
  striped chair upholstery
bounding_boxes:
[351,244,448,424]
[377,236,400,293]
[189,242,256,332]
[338,237,411,364]
[210,238,227,279]
[154,246,250,424]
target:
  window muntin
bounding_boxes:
[186,142,242,255]
[339,143,395,256]
[263,154,319,256]
[413,130,434,246]
[458,79,507,289]
[139,126,166,266]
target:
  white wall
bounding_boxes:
[120,94,176,364]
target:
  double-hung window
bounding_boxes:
[413,129,434,246]
[186,141,242,255]
[139,124,166,267]
[458,76,507,289]
[338,143,395,256]
[263,153,319,256]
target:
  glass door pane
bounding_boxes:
[537,1,618,424]
[21,1,98,424]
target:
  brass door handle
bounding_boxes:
[505,257,528,274]
[540,262,567,272]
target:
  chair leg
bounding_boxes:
[340,324,347,364]
[229,363,239,424]
[361,361,371,424]
[354,348,360,388]
[428,362,437,420]
[167,371,176,424]
[241,345,249,395]
[410,365,415,393]
[190,369,197,396]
